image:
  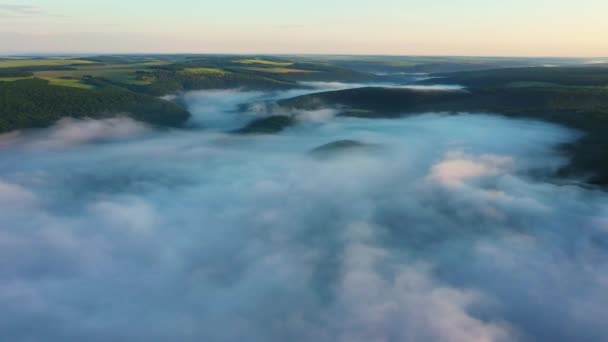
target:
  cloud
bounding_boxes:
[2,117,150,149]
[0,180,36,206]
[0,85,607,341]
[0,4,42,16]
[90,197,158,235]
[331,241,515,342]
[41,117,149,147]
[295,109,339,123]
[428,152,513,188]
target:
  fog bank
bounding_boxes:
[1,86,607,342]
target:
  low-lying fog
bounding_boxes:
[1,83,608,342]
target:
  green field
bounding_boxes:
[43,77,95,89]
[242,67,315,74]
[0,55,379,94]
[0,58,97,68]
[35,68,139,79]
[71,61,171,70]
[181,67,229,75]
[28,61,171,86]
[235,59,293,66]
[0,76,93,89]
[0,76,33,82]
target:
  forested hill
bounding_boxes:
[422,66,608,87]
[275,72,608,185]
[0,79,190,132]
[0,55,381,131]
[0,55,600,133]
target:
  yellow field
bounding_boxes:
[0,77,33,82]
[43,78,95,89]
[181,67,229,75]
[0,58,97,68]
[236,59,293,67]
[117,77,154,85]
[0,76,94,89]
[35,68,132,79]
[36,70,148,84]
[28,61,169,85]
[243,67,315,74]
[70,61,170,70]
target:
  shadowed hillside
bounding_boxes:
[0,78,190,132]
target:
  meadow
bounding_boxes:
[0,57,96,68]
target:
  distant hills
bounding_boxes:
[273,66,608,185]
[1,55,607,185]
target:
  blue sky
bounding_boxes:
[1,0,607,56]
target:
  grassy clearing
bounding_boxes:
[236,59,293,66]
[71,61,171,70]
[34,69,148,84]
[0,58,97,68]
[242,67,315,74]
[181,67,229,75]
[123,80,154,85]
[36,68,147,77]
[111,75,155,85]
[35,69,131,80]
[0,76,33,82]
[31,62,167,85]
[43,78,95,89]
[0,76,94,89]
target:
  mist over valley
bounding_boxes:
[2,72,608,340]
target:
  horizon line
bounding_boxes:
[1,52,607,59]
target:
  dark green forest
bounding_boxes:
[276,67,608,185]
[0,78,189,132]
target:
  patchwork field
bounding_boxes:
[0,76,33,82]
[0,76,94,89]
[235,59,293,66]
[2,55,594,96]
[180,67,229,75]
[0,59,174,88]
[0,58,97,68]
[242,67,315,73]
[42,77,96,89]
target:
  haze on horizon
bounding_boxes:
[0,0,607,57]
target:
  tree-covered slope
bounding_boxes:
[0,78,190,132]
[279,86,608,120]
[424,66,608,87]
[277,85,608,185]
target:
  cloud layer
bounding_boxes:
[0,4,41,16]
[0,86,607,341]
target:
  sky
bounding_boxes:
[0,0,607,56]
